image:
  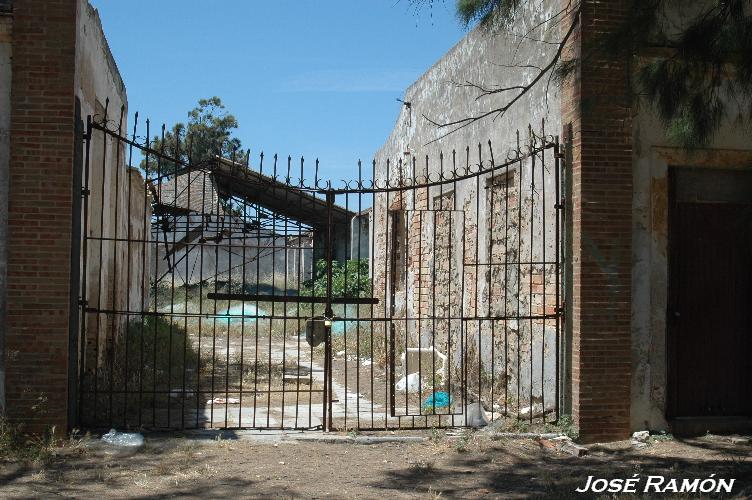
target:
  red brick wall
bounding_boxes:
[561,0,633,443]
[7,0,78,432]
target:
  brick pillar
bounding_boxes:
[561,0,633,443]
[6,0,78,432]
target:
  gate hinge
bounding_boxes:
[555,197,566,210]
[78,298,88,307]
[81,187,90,197]
[554,152,565,159]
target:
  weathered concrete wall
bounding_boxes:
[631,75,752,432]
[0,7,11,414]
[372,0,562,416]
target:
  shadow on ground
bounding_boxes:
[1,433,751,498]
[370,437,752,498]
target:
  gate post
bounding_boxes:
[6,0,78,434]
[561,0,634,443]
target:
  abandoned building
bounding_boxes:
[0,0,750,443]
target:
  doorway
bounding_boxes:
[668,167,752,420]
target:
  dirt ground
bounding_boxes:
[1,430,751,499]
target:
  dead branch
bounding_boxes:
[423,4,581,144]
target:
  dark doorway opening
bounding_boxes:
[668,167,752,426]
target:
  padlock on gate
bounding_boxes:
[305,316,328,347]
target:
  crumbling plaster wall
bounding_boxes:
[631,77,752,432]
[372,0,562,412]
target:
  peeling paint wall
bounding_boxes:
[372,0,562,414]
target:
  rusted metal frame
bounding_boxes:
[90,120,193,179]
[540,121,547,423]
[83,308,560,322]
[449,150,459,428]
[432,157,440,418]
[386,160,396,424]
[410,157,417,422]
[462,148,470,422]
[209,141,222,429]
[252,154,264,428]
[516,131,523,417]
[355,161,363,430]
[76,115,92,428]
[486,141,497,422]
[180,134,197,429]
[195,153,208,428]
[222,148,236,429]
[207,294,378,305]
[237,155,250,428]
[265,161,275,428]
[544,135,564,421]
[122,111,137,428]
[165,124,183,429]
[324,143,555,196]
[528,128,535,424]
[324,190,336,431]
[69,101,85,431]
[503,138,510,418]
[279,157,289,429]
[474,145,481,414]
[293,157,305,429]
[79,118,563,432]
[368,159,382,430]
[92,99,110,426]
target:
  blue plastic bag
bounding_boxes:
[422,391,452,410]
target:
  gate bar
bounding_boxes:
[206,293,379,304]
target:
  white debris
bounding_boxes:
[101,429,144,447]
[632,430,650,443]
[336,350,346,357]
[395,373,421,392]
[465,402,490,428]
[361,360,373,367]
[519,404,545,418]
[207,397,240,405]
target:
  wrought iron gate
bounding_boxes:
[75,105,565,432]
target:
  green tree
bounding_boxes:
[142,96,243,177]
[417,0,752,149]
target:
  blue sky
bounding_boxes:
[91,0,467,182]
